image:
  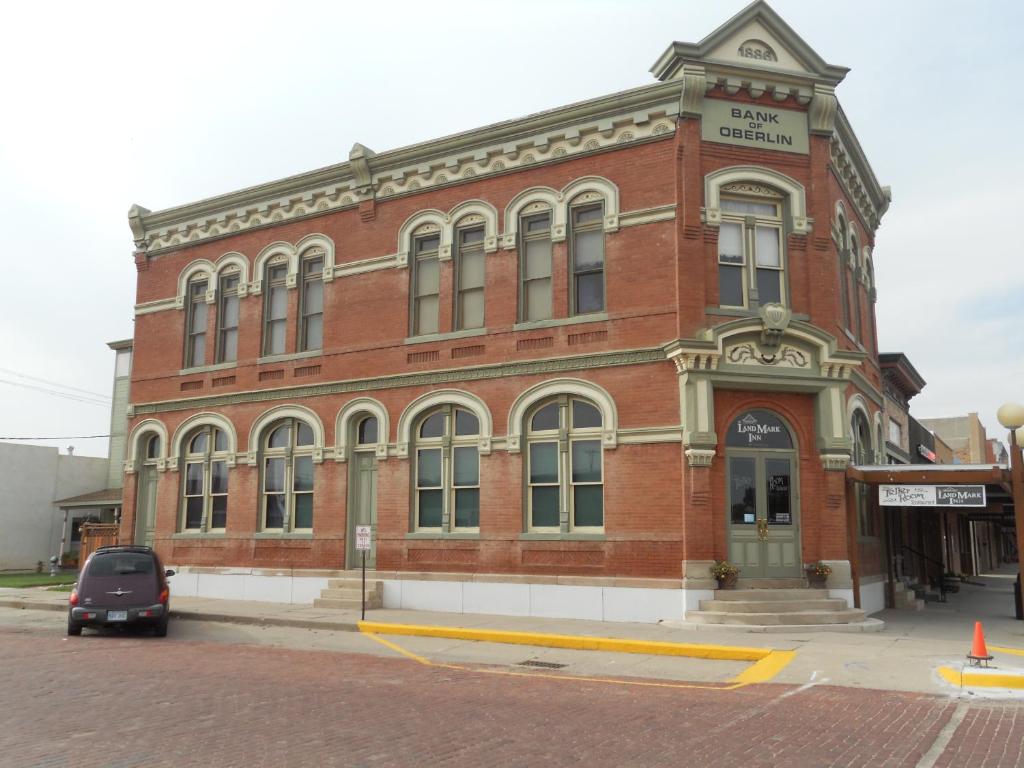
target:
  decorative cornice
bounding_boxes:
[130,347,667,415]
[685,448,716,467]
[131,82,683,256]
[820,453,850,471]
[831,109,890,231]
[619,204,677,228]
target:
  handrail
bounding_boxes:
[900,545,946,602]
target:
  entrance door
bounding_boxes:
[725,410,801,578]
[134,465,157,547]
[347,451,378,568]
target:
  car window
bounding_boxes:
[87,554,155,577]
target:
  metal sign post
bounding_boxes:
[355,525,371,621]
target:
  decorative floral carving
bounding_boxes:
[721,182,781,198]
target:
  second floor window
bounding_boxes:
[299,256,324,351]
[412,232,440,335]
[185,278,208,368]
[570,203,605,315]
[848,235,863,342]
[520,210,552,322]
[455,226,485,330]
[718,196,784,309]
[216,273,239,364]
[262,264,288,356]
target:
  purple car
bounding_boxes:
[68,545,174,637]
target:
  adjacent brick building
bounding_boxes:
[120,2,892,620]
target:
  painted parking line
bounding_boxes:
[359,622,796,691]
[989,645,1024,657]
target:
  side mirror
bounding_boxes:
[165,569,176,577]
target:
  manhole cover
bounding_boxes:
[517,659,567,669]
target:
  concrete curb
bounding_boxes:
[0,598,64,613]
[358,620,775,661]
[938,666,1024,690]
[173,609,360,633]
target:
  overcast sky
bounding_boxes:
[1,0,1022,458]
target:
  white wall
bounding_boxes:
[0,443,108,570]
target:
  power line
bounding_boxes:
[0,378,111,408]
[0,434,110,440]
[0,367,111,400]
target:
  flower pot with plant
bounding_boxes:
[805,561,832,587]
[710,560,740,589]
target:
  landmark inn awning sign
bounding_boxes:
[702,99,809,154]
[879,485,987,508]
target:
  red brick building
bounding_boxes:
[121,2,892,621]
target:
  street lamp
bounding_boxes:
[996,402,1024,620]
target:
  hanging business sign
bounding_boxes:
[879,485,987,508]
[701,99,809,154]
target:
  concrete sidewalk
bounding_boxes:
[4,570,1024,695]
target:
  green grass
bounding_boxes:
[48,584,75,592]
[0,573,78,589]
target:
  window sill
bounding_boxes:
[513,313,607,331]
[171,532,226,540]
[519,533,607,541]
[705,307,809,321]
[405,532,481,540]
[254,532,314,539]
[404,328,487,346]
[257,350,322,365]
[179,361,237,375]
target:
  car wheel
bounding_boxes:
[67,618,82,637]
[154,617,168,638]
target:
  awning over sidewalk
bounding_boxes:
[847,464,1013,504]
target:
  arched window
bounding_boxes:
[184,276,209,368]
[145,434,161,461]
[849,233,862,341]
[262,262,289,356]
[717,188,785,309]
[836,214,852,331]
[357,415,378,446]
[454,218,486,330]
[519,204,553,322]
[216,271,240,364]
[261,419,316,532]
[298,252,324,352]
[569,196,605,315]
[413,405,480,532]
[411,224,441,335]
[180,425,230,532]
[525,396,604,532]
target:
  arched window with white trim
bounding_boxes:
[454,217,485,330]
[180,425,231,532]
[262,262,289,356]
[184,275,209,368]
[215,270,240,364]
[525,396,604,532]
[413,405,480,533]
[298,250,324,352]
[411,224,441,336]
[569,195,606,315]
[519,203,554,322]
[717,186,785,309]
[849,232,862,341]
[260,419,316,532]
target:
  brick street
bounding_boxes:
[1,617,1022,768]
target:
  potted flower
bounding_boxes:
[710,560,740,589]
[805,561,832,587]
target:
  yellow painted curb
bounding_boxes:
[989,645,1024,658]
[938,666,1024,690]
[358,621,770,662]
[732,650,796,684]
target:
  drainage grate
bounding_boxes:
[517,659,567,670]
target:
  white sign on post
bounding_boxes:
[355,525,372,551]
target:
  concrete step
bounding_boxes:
[327,578,383,595]
[688,609,867,626]
[733,578,807,589]
[319,588,381,601]
[313,595,382,610]
[712,588,827,601]
[698,598,848,613]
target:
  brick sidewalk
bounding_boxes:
[2,625,1022,767]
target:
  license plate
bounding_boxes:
[107,610,128,622]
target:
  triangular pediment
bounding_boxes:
[650,1,848,85]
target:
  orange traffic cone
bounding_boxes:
[967,621,993,667]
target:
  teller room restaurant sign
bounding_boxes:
[701,99,809,154]
[879,485,987,508]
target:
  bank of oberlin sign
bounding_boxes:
[702,99,809,155]
[879,485,987,508]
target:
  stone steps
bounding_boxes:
[688,586,868,627]
[313,578,384,611]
